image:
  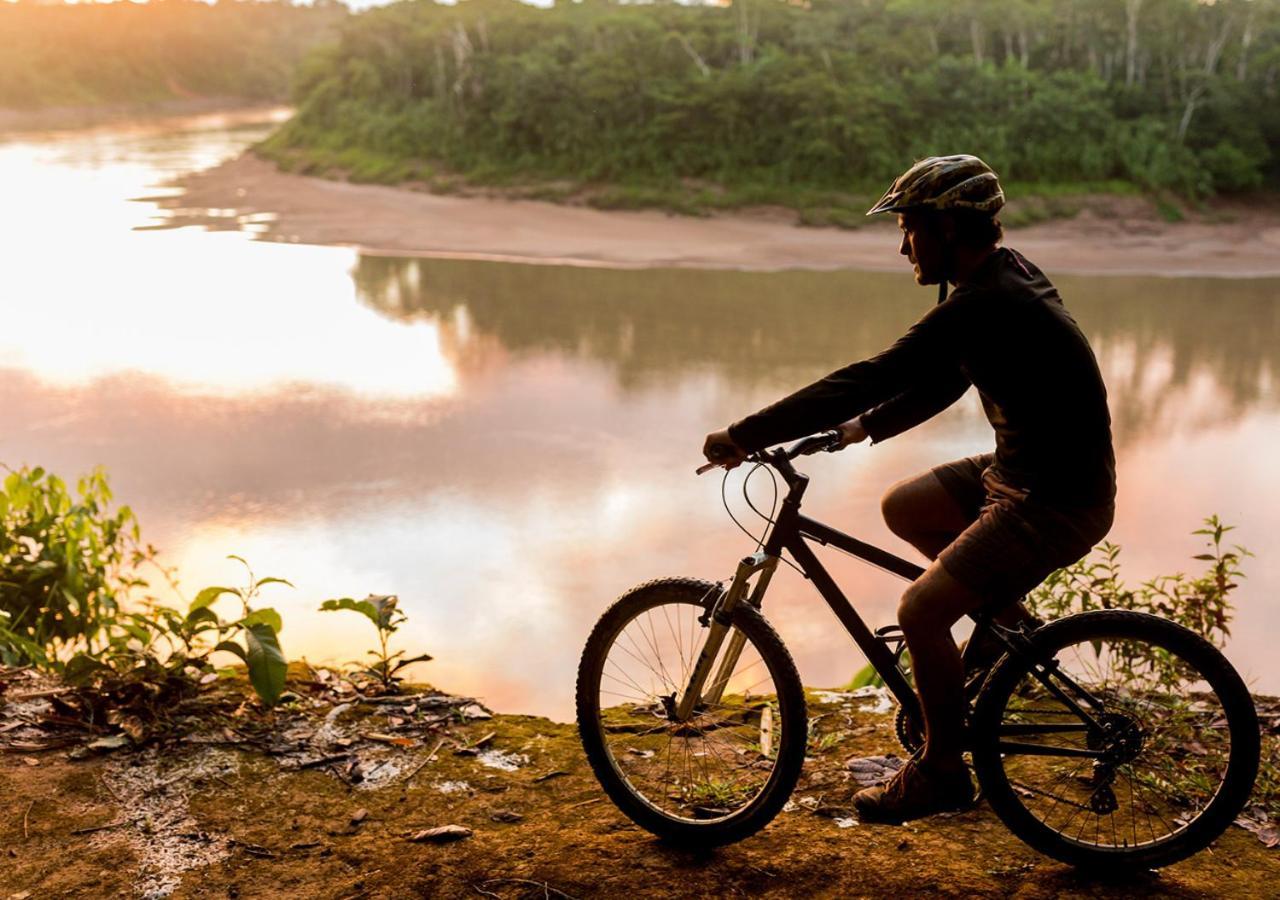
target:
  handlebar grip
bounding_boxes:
[706,442,737,461]
[786,430,841,459]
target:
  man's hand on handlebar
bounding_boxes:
[833,415,869,450]
[701,428,749,471]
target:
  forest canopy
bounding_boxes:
[0,0,347,110]
[266,0,1280,202]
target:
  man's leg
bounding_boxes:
[881,471,1035,629]
[896,561,987,771]
[851,558,986,822]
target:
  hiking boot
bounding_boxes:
[852,755,975,824]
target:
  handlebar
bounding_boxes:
[696,430,843,476]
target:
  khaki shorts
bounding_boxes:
[930,454,1114,604]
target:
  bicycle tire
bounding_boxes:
[971,610,1260,869]
[575,577,807,846]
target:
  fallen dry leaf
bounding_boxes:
[363,732,415,748]
[407,825,472,843]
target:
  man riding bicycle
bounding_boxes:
[701,155,1116,823]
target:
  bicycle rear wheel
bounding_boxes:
[575,577,807,846]
[971,610,1260,869]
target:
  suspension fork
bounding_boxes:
[674,552,778,720]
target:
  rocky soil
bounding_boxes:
[1,669,1276,899]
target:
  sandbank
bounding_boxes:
[165,153,1280,277]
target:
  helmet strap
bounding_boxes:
[938,234,956,302]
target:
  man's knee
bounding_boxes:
[881,478,919,541]
[897,582,941,636]
[898,565,981,635]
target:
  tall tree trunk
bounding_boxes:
[970,17,984,65]
[1018,28,1029,68]
[1003,29,1014,65]
[1125,0,1143,87]
[1237,9,1255,82]
[433,44,447,101]
[1178,14,1234,142]
[735,0,758,67]
[673,33,710,78]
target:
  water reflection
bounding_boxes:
[1,117,1277,721]
[353,255,1280,443]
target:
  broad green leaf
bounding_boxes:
[254,577,294,590]
[390,653,433,674]
[366,594,402,631]
[241,607,283,634]
[844,662,883,690]
[244,623,287,706]
[214,640,248,663]
[185,606,220,628]
[64,653,108,684]
[122,622,150,643]
[191,586,238,613]
[319,597,380,628]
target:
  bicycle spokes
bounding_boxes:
[994,636,1232,849]
[595,601,785,822]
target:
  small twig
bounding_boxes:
[296,753,352,770]
[337,869,382,900]
[71,820,128,836]
[532,770,569,784]
[564,797,601,812]
[479,879,580,900]
[228,838,276,859]
[471,885,502,899]
[99,777,124,804]
[8,688,73,701]
[23,799,34,839]
[402,738,447,786]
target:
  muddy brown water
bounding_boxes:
[1,113,1278,720]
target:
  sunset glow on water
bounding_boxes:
[2,112,1278,719]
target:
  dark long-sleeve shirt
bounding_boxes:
[727,247,1116,507]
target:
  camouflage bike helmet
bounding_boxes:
[866,154,1005,216]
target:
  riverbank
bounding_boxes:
[162,153,1280,277]
[2,666,1276,897]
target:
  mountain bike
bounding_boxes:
[575,432,1260,868]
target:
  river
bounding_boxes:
[2,111,1277,720]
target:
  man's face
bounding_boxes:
[898,212,948,286]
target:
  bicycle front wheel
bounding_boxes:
[575,577,807,846]
[971,610,1260,869]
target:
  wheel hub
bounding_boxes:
[1088,711,1145,766]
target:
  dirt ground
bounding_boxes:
[2,680,1276,899]
[160,153,1280,278]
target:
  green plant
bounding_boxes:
[54,555,291,710]
[182,555,292,706]
[0,464,291,711]
[319,593,431,691]
[845,516,1246,690]
[1027,516,1245,645]
[0,464,152,665]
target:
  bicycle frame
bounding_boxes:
[677,444,1108,751]
[678,446,928,724]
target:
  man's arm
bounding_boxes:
[858,371,971,444]
[726,301,966,453]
